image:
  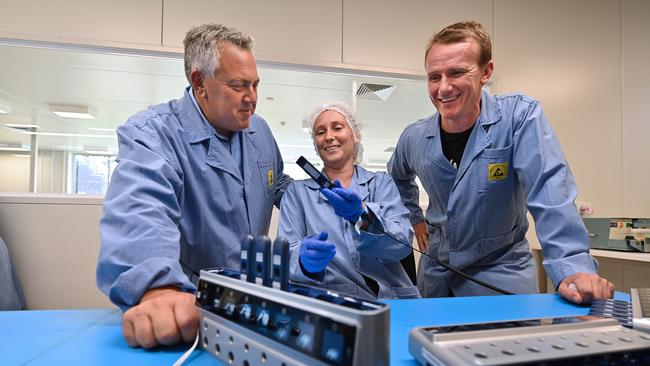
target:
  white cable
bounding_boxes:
[172,331,200,366]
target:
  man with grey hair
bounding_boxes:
[97,24,291,348]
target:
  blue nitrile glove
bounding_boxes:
[299,232,336,274]
[320,180,364,222]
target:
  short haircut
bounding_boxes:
[183,23,254,82]
[424,21,492,67]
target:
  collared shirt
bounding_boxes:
[97,87,291,310]
[388,89,597,297]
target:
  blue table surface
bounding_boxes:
[0,292,630,365]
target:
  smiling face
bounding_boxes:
[191,42,259,137]
[425,39,493,132]
[313,110,356,170]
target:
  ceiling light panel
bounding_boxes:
[49,104,95,119]
[0,102,10,114]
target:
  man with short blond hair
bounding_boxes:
[389,21,614,303]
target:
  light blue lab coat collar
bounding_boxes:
[452,90,502,188]
[303,165,373,201]
[179,87,260,184]
[424,89,503,188]
[424,89,501,139]
[180,87,260,142]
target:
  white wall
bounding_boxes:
[0,0,162,49]
[622,0,650,217]
[0,194,112,309]
[342,0,493,74]
[494,0,623,216]
[0,152,30,192]
[0,150,69,193]
[162,0,344,67]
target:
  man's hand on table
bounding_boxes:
[558,272,615,304]
[122,286,199,348]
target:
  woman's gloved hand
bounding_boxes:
[299,232,336,274]
[320,180,363,222]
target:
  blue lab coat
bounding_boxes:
[278,166,420,300]
[0,236,25,310]
[388,90,597,297]
[97,88,290,310]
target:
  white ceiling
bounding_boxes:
[0,43,434,167]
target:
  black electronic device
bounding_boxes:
[272,237,290,291]
[240,235,254,283]
[196,235,390,366]
[253,236,272,287]
[296,156,334,189]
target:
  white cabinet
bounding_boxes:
[0,0,162,48]
[622,0,650,217]
[342,0,493,74]
[494,0,622,216]
[162,0,343,66]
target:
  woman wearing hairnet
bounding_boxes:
[278,101,420,300]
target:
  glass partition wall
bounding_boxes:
[0,42,434,195]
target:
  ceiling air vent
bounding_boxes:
[356,83,395,101]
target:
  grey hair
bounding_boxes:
[307,101,364,164]
[183,23,254,82]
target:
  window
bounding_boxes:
[0,41,433,196]
[71,154,117,195]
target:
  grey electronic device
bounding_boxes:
[196,235,390,366]
[408,316,650,365]
[632,288,650,333]
[296,156,334,189]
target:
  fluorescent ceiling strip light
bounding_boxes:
[83,150,114,155]
[87,127,116,132]
[22,131,115,138]
[49,104,95,119]
[6,123,39,129]
[0,97,10,114]
[0,147,29,152]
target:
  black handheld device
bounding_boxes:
[253,236,273,287]
[240,235,255,283]
[272,237,290,290]
[296,156,334,189]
